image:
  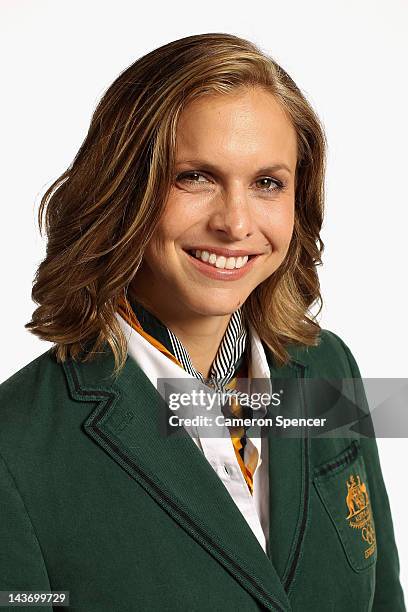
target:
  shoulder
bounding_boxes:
[0,348,60,395]
[284,328,362,377]
[0,348,63,426]
[0,348,88,470]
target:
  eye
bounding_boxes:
[255,177,284,192]
[175,171,286,193]
[176,171,210,184]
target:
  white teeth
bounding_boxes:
[192,250,251,269]
[215,256,226,269]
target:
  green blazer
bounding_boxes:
[0,329,405,611]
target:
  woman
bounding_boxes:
[0,33,404,611]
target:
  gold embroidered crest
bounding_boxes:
[345,474,376,559]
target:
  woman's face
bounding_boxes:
[132,86,298,320]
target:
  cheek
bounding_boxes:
[261,202,295,249]
[142,231,167,267]
[142,210,181,262]
[152,196,199,247]
[142,209,193,266]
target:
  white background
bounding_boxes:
[1,0,407,597]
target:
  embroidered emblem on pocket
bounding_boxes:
[345,474,377,559]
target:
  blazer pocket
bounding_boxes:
[313,440,377,573]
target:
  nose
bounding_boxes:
[208,187,255,241]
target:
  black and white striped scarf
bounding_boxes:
[129,298,248,395]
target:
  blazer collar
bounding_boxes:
[62,341,310,612]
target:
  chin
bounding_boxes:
[185,292,248,317]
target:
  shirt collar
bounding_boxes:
[116,308,271,389]
[116,310,271,461]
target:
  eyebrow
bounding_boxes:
[174,159,293,176]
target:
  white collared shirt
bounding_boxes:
[115,312,270,554]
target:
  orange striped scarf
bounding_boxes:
[117,294,256,494]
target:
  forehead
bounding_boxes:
[175,88,297,169]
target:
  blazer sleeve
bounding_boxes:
[332,332,406,611]
[0,451,53,611]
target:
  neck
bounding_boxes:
[128,288,232,379]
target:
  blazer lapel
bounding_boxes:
[63,349,291,612]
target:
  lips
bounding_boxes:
[183,248,260,281]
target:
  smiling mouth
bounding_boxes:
[185,248,256,270]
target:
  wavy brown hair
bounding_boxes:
[26,32,327,377]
